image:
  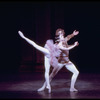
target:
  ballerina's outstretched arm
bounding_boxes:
[18,31,50,55]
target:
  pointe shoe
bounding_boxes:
[70,88,78,92]
[37,87,45,92]
[46,86,51,93]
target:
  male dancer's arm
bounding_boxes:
[65,30,79,42]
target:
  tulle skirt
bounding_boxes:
[44,39,61,68]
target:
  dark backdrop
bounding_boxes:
[0,1,100,74]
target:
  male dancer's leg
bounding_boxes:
[65,61,79,92]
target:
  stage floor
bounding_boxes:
[0,72,100,99]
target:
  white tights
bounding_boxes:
[64,61,79,91]
[38,61,79,93]
[18,31,52,93]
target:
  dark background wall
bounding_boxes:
[0,1,100,74]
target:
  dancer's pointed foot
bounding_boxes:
[70,88,78,92]
[37,87,45,92]
[46,86,51,93]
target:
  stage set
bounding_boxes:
[0,71,100,99]
[0,1,100,99]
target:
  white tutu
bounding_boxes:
[44,39,61,67]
